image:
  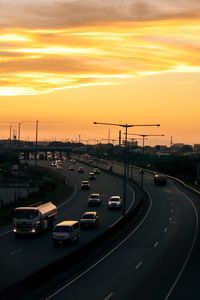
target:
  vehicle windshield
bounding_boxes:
[54,226,71,232]
[82,214,95,219]
[110,197,120,202]
[14,209,38,219]
[90,195,99,198]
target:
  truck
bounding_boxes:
[154,173,167,185]
[13,202,57,235]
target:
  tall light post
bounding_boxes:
[9,125,12,147]
[35,120,39,167]
[93,122,160,217]
[18,123,21,148]
[128,133,165,188]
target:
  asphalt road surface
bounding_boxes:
[0,159,134,292]
[34,160,200,300]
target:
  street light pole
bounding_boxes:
[93,122,160,218]
[18,123,21,148]
[35,120,39,167]
[9,125,12,147]
[128,133,165,189]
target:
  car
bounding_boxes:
[52,221,80,245]
[81,180,90,190]
[12,164,19,171]
[154,173,167,185]
[69,165,75,171]
[93,168,100,174]
[51,161,56,167]
[56,164,63,170]
[80,211,99,228]
[78,167,84,173]
[70,159,76,164]
[89,172,96,180]
[88,193,101,206]
[107,196,122,209]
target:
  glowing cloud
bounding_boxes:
[1,1,200,95]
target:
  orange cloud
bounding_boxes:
[1,18,200,95]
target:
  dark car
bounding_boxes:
[69,165,75,171]
[80,211,99,228]
[154,173,167,185]
[93,168,100,174]
[89,172,96,180]
[81,180,90,190]
[78,167,84,173]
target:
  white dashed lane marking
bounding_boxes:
[10,248,22,255]
[135,261,143,269]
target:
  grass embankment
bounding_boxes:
[0,167,74,227]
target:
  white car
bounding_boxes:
[107,196,122,209]
[93,168,100,174]
[88,193,101,206]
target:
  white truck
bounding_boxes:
[13,202,57,235]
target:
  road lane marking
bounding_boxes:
[169,217,172,221]
[135,261,143,269]
[10,248,22,255]
[104,292,114,300]
[154,242,159,248]
[0,230,12,237]
[45,190,153,300]
[165,181,199,299]
[164,227,168,232]
[58,182,77,209]
[171,209,173,213]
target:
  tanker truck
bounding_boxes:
[13,202,57,235]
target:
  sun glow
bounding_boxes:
[1,20,200,96]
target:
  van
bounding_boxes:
[52,220,80,245]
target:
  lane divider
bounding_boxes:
[135,261,143,270]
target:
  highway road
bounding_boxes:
[31,160,200,300]
[0,159,134,294]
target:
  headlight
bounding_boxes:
[13,228,17,232]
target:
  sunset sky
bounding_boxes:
[1,0,200,146]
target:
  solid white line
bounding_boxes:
[104,292,114,300]
[135,261,143,270]
[57,181,78,209]
[0,229,12,237]
[45,190,153,300]
[164,181,199,299]
[10,248,22,255]
[154,242,159,248]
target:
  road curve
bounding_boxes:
[33,161,199,300]
[0,159,134,292]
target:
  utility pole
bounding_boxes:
[35,120,39,167]
[94,121,160,218]
[18,123,21,148]
[9,125,12,147]
[170,136,173,148]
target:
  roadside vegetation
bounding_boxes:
[0,163,74,226]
